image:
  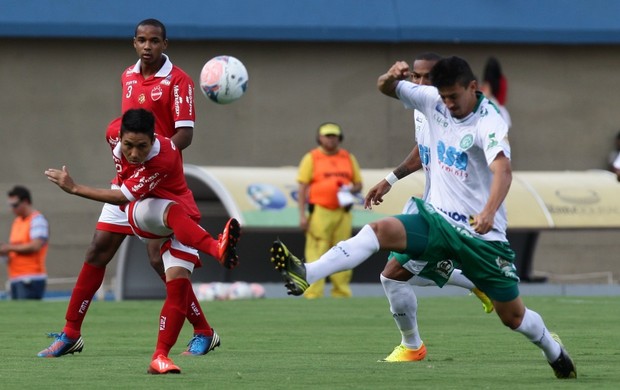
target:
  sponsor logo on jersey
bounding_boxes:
[131,182,145,192]
[433,112,449,128]
[138,93,146,104]
[486,133,499,150]
[419,144,430,165]
[108,135,119,147]
[437,207,469,224]
[187,85,193,116]
[437,140,469,177]
[160,75,172,86]
[173,85,180,116]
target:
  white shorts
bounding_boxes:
[127,198,201,272]
[96,185,133,234]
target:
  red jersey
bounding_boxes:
[110,133,200,221]
[121,54,195,139]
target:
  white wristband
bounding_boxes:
[385,172,399,186]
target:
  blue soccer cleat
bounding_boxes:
[37,332,84,358]
[182,331,221,356]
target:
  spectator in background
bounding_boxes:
[1,186,50,300]
[297,122,363,298]
[480,57,512,128]
[607,131,620,172]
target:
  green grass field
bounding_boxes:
[2,295,619,389]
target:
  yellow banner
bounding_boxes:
[184,165,620,229]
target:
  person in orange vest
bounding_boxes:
[296,122,363,298]
[1,186,49,299]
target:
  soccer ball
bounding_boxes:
[199,55,249,104]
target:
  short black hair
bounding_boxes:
[121,109,155,140]
[413,52,442,62]
[135,18,167,40]
[8,185,31,204]
[430,56,476,89]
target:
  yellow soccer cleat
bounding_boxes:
[270,240,309,296]
[379,343,427,362]
[471,287,494,313]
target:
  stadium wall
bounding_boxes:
[1,14,620,292]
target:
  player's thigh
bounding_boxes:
[382,257,414,281]
[85,229,127,266]
[127,198,174,237]
[374,216,422,254]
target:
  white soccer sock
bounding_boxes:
[380,274,423,349]
[514,308,561,362]
[446,268,475,290]
[305,224,380,284]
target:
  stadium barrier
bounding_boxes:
[115,165,620,300]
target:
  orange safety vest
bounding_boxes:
[308,148,354,210]
[7,211,48,280]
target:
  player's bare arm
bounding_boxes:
[45,166,129,205]
[298,182,310,231]
[469,153,512,234]
[170,126,193,150]
[377,61,411,98]
[364,145,421,209]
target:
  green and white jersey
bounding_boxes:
[396,81,511,242]
[414,109,431,202]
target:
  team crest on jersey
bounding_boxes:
[138,93,146,104]
[434,260,454,279]
[495,257,519,280]
[460,134,474,150]
[151,85,163,101]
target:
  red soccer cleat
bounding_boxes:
[216,218,241,269]
[147,354,181,375]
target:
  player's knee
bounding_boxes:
[381,259,412,281]
[496,305,525,329]
[85,238,116,267]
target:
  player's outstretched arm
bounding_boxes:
[365,146,422,210]
[45,166,128,205]
[377,61,411,98]
[364,180,392,209]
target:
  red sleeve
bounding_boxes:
[171,68,195,125]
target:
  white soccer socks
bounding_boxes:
[305,224,380,284]
[515,308,561,362]
[380,274,423,349]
